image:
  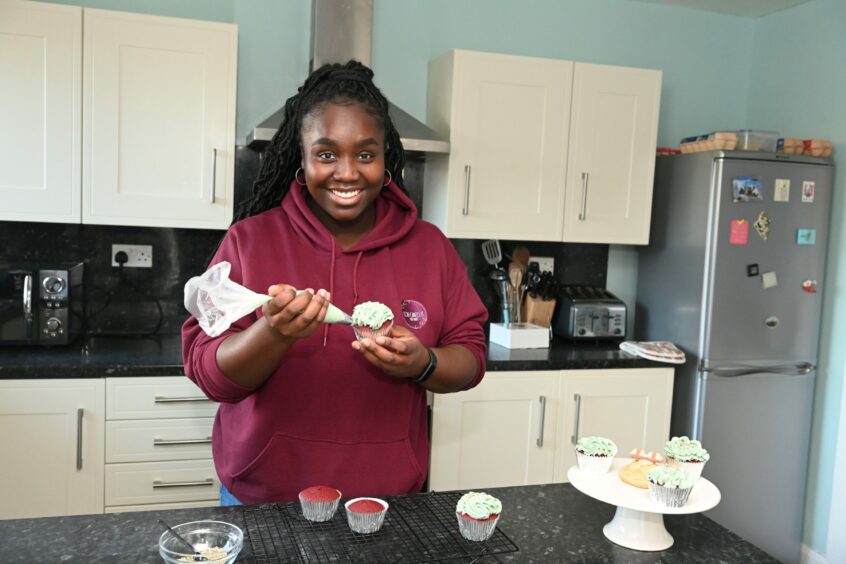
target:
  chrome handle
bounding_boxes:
[152,478,214,488]
[154,396,211,403]
[570,393,582,444]
[578,172,589,221]
[462,165,471,216]
[76,408,83,470]
[153,437,212,446]
[22,274,32,319]
[701,362,814,378]
[210,148,218,204]
[536,395,547,447]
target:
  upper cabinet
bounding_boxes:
[424,50,661,245]
[0,1,238,229]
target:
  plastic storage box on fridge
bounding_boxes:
[736,130,779,152]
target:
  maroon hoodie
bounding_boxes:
[182,180,488,504]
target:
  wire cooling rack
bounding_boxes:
[241,490,519,563]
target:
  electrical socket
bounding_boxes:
[111,244,153,268]
[531,256,554,274]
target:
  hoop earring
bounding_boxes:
[383,170,392,187]
[295,168,307,186]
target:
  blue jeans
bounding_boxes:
[220,484,243,506]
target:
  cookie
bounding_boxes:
[618,459,656,489]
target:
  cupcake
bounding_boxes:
[455,491,501,542]
[647,465,695,508]
[575,436,617,475]
[664,436,710,480]
[345,497,388,534]
[298,485,342,522]
[351,301,394,342]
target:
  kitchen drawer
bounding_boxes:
[105,500,219,514]
[106,377,217,420]
[105,459,219,506]
[106,417,214,463]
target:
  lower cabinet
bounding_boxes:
[429,367,673,491]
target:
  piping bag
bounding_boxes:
[184,261,352,337]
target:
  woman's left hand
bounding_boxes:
[352,325,430,380]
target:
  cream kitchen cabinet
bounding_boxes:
[0,379,105,519]
[428,367,673,491]
[424,49,661,244]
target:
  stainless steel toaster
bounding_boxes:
[556,286,627,340]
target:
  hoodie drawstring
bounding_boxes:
[352,251,364,306]
[324,239,337,347]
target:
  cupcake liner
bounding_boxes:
[576,451,613,475]
[456,512,499,542]
[345,497,388,534]
[648,481,693,508]
[667,457,706,480]
[298,489,341,522]
[352,320,394,343]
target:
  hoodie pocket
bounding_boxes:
[232,432,425,502]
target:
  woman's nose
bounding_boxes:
[333,157,360,180]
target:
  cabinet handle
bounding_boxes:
[76,408,84,470]
[153,478,215,489]
[153,437,212,446]
[210,148,218,204]
[462,165,472,216]
[154,396,211,403]
[578,172,589,221]
[570,393,582,445]
[536,395,547,447]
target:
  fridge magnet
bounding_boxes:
[761,271,778,289]
[747,264,759,277]
[765,316,780,328]
[797,228,817,245]
[774,179,790,202]
[753,211,772,240]
[802,181,815,202]
[729,219,749,245]
[802,280,818,293]
[733,176,763,202]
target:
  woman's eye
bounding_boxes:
[316,151,336,161]
[358,152,375,161]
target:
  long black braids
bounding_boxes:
[233,60,407,223]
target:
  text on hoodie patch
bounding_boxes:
[401,299,428,330]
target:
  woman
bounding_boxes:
[182,61,488,506]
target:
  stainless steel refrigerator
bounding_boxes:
[636,151,833,564]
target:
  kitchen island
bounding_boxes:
[0,482,777,563]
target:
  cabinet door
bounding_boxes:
[0,379,105,519]
[563,63,661,244]
[83,9,237,229]
[428,50,572,241]
[555,368,673,482]
[429,371,558,491]
[0,1,81,223]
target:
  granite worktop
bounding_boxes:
[0,334,663,379]
[0,483,775,563]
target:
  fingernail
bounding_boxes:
[376,337,386,345]
[317,289,328,298]
[306,288,315,295]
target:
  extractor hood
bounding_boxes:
[247,0,449,154]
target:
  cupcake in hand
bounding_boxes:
[456,491,501,542]
[647,466,695,508]
[665,436,710,480]
[351,301,394,342]
[575,436,617,475]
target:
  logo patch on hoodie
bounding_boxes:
[401,299,428,330]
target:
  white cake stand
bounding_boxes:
[567,458,721,552]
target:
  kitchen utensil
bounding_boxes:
[489,269,512,324]
[481,240,503,267]
[158,519,206,561]
[158,520,243,564]
[508,263,523,323]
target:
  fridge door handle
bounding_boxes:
[700,362,815,378]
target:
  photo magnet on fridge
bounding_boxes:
[774,179,790,202]
[730,220,749,245]
[733,176,763,202]
[762,271,778,289]
[754,211,772,240]
[802,181,815,202]
[747,264,759,277]
[797,229,816,245]
[802,280,818,293]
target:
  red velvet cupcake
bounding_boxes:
[344,497,388,534]
[298,486,342,522]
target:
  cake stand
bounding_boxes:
[567,458,721,551]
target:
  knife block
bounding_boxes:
[522,296,556,327]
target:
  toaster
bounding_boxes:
[556,286,627,340]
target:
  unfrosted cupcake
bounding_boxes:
[647,465,695,508]
[575,436,617,475]
[298,485,342,522]
[351,301,394,342]
[665,436,710,480]
[345,497,388,534]
[455,491,501,542]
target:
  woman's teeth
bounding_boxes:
[330,189,362,200]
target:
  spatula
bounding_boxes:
[481,240,503,267]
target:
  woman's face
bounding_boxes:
[300,101,386,228]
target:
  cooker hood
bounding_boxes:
[247,0,449,154]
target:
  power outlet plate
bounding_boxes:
[531,256,554,274]
[111,244,153,268]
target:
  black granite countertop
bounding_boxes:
[0,334,663,379]
[0,483,776,563]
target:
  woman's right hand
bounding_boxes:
[262,285,330,341]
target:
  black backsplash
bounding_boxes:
[0,147,607,337]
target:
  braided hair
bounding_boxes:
[234,60,407,222]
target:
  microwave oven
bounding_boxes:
[0,263,83,345]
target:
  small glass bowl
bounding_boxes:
[352,319,394,343]
[158,520,243,564]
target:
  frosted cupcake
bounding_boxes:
[575,436,617,475]
[455,491,501,542]
[298,485,342,522]
[351,301,394,342]
[647,466,695,508]
[345,497,388,534]
[665,436,710,480]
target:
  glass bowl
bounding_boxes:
[158,520,243,564]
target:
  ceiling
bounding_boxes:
[623,0,814,18]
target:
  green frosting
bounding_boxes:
[351,301,394,329]
[665,436,710,462]
[648,466,694,489]
[456,492,502,519]
[575,436,617,457]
